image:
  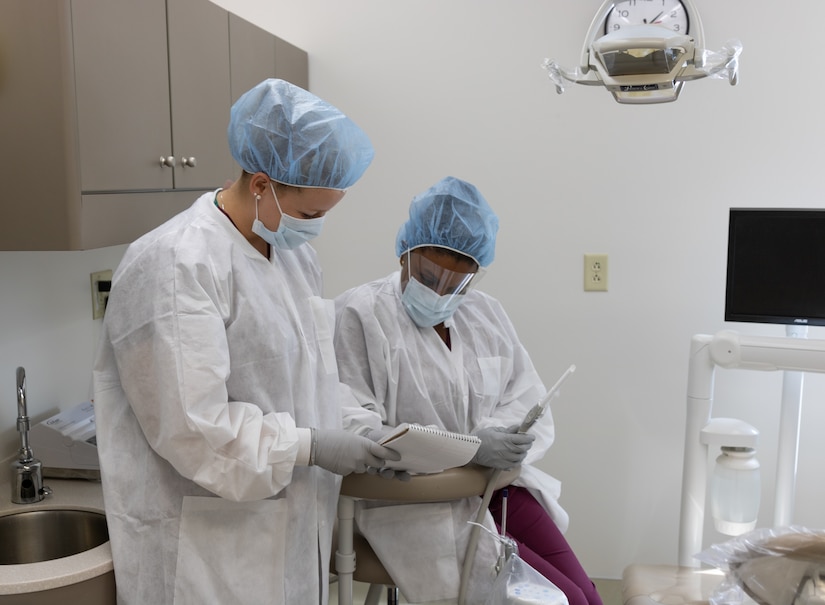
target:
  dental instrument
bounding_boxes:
[518,364,576,433]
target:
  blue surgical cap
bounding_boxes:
[395,177,499,267]
[228,79,374,189]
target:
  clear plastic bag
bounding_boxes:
[696,526,825,605]
[483,536,569,605]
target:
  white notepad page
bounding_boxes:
[378,423,481,474]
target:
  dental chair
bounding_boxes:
[332,463,521,605]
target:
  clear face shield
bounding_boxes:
[399,247,485,327]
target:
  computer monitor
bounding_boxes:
[725,208,825,326]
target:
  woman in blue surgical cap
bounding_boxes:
[334,176,603,605]
[93,79,403,604]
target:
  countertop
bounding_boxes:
[0,459,112,595]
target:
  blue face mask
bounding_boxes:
[401,275,466,328]
[251,183,325,250]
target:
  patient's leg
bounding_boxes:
[490,486,603,605]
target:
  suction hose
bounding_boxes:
[458,468,503,605]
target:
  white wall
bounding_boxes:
[2,0,825,582]
[0,246,127,454]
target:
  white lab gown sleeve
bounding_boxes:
[105,230,299,502]
[334,283,399,424]
[449,286,568,531]
[339,381,384,434]
[459,296,556,465]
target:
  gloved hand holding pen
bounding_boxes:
[471,425,535,470]
[312,428,404,477]
[362,425,412,481]
[363,424,395,443]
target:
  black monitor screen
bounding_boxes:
[726,208,825,326]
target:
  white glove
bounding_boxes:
[471,425,535,469]
[313,429,401,476]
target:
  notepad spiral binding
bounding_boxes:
[407,424,481,443]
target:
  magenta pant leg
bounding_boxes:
[490,486,603,605]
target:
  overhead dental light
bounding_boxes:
[543,0,742,104]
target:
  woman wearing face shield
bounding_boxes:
[92,79,404,605]
[334,176,603,605]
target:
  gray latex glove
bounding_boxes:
[363,425,412,482]
[313,429,402,476]
[373,466,412,482]
[364,424,395,443]
[471,425,536,469]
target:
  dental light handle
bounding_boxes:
[518,364,576,433]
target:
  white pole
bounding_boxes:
[774,325,807,526]
[678,335,715,567]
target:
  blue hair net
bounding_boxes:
[228,79,374,189]
[395,176,499,267]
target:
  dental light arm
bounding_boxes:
[679,330,825,567]
[542,0,741,104]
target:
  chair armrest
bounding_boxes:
[339,464,521,502]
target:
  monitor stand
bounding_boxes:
[775,324,806,527]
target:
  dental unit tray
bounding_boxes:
[29,401,100,480]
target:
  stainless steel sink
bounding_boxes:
[0,509,108,565]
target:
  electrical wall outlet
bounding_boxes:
[584,254,608,292]
[90,270,113,319]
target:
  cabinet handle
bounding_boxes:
[180,156,197,168]
[159,155,176,168]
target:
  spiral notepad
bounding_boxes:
[378,423,481,474]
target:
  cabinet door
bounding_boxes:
[227,16,309,178]
[80,190,206,249]
[275,37,309,91]
[229,14,277,105]
[71,0,174,192]
[167,0,236,189]
[229,15,309,102]
[0,0,80,250]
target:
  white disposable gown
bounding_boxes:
[93,191,365,604]
[334,272,569,604]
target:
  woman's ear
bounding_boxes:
[248,172,269,199]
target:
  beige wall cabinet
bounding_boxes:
[0,0,308,251]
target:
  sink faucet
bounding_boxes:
[11,367,51,504]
